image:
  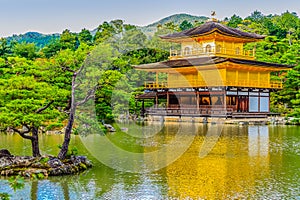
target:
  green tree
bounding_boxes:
[94,21,116,44]
[164,22,179,32]
[0,58,66,157]
[51,43,95,159]
[273,11,300,44]
[280,65,300,117]
[41,39,62,58]
[78,28,93,45]
[13,42,38,60]
[147,24,180,51]
[95,70,124,122]
[245,10,264,23]
[226,14,243,28]
[0,38,12,57]
[179,20,193,31]
[116,27,147,53]
[60,29,79,50]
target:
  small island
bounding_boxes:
[0,149,92,178]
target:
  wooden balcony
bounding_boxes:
[170,47,255,60]
[145,107,269,118]
[144,79,283,89]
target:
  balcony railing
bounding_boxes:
[144,79,283,89]
[146,106,233,117]
[170,46,255,60]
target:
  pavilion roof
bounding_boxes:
[160,21,265,41]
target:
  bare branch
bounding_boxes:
[76,64,85,76]
[36,100,54,114]
[74,82,82,89]
[11,127,33,140]
[75,89,95,106]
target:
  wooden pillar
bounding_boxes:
[156,72,159,87]
[237,95,240,112]
[155,92,158,108]
[166,91,169,108]
[268,93,270,113]
[258,91,261,113]
[196,90,200,111]
[224,89,227,112]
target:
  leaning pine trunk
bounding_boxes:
[58,72,77,160]
[31,127,41,157]
[57,109,75,159]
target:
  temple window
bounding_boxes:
[226,96,237,105]
[184,47,191,55]
[216,45,222,53]
[205,45,212,53]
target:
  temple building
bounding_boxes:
[135,19,292,118]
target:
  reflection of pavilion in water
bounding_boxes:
[163,124,271,199]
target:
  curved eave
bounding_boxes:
[134,57,293,72]
[229,58,293,71]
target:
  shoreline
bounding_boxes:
[136,116,300,125]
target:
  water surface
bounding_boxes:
[0,123,299,199]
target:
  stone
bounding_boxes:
[12,156,37,167]
[21,168,48,178]
[103,124,116,132]
[0,157,13,169]
[0,149,13,158]
[47,158,64,168]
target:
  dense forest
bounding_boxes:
[0,10,300,137]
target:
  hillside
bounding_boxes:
[139,13,208,36]
[6,32,59,48]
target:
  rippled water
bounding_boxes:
[0,123,299,199]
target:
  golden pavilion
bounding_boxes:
[135,19,292,118]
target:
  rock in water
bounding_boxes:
[104,124,116,132]
[0,149,13,158]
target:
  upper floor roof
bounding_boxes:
[160,21,265,43]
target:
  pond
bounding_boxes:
[0,123,299,199]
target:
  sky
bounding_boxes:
[1,0,300,37]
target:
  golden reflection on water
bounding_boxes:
[1,124,300,199]
[154,123,271,199]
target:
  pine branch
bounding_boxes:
[36,100,54,114]
[60,66,76,73]
[11,127,33,140]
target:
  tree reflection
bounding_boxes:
[31,181,38,200]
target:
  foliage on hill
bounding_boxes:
[140,13,208,36]
[6,32,59,48]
